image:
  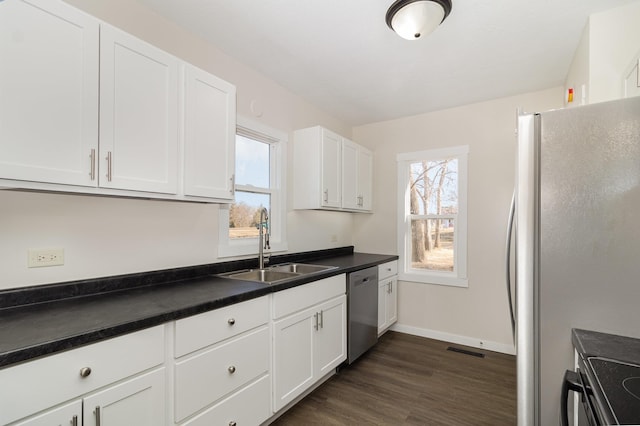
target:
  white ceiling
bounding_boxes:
[138,0,637,126]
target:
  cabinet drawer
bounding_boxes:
[175,296,269,357]
[180,375,270,426]
[378,261,398,280]
[0,326,164,425]
[273,274,346,319]
[174,326,269,422]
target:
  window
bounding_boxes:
[218,117,287,257]
[397,146,468,287]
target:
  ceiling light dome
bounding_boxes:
[386,0,452,40]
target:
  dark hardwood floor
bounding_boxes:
[271,331,516,426]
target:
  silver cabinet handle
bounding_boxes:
[323,189,328,203]
[319,310,324,329]
[71,415,78,426]
[390,281,393,293]
[106,151,112,182]
[313,312,319,330]
[227,318,236,325]
[79,367,92,378]
[89,149,96,180]
[229,174,235,194]
[228,365,236,374]
[94,406,101,426]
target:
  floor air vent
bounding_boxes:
[446,346,485,358]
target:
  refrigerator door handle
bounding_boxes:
[506,191,516,342]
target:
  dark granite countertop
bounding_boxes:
[0,247,397,369]
[572,328,640,365]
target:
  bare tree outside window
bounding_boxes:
[409,159,458,272]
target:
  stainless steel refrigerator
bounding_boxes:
[511,96,640,426]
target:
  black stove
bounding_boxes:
[588,357,640,425]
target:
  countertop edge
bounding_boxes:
[0,252,398,369]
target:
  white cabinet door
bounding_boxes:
[10,400,81,426]
[624,59,640,98]
[378,280,388,332]
[314,295,347,377]
[387,277,398,326]
[273,306,315,412]
[357,146,373,211]
[341,139,372,211]
[378,277,398,334]
[0,0,99,187]
[321,129,342,208]
[83,368,165,426]
[99,24,179,194]
[183,64,236,200]
[341,139,359,210]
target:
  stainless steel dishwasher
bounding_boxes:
[347,266,378,364]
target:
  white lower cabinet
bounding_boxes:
[173,296,271,425]
[83,368,165,426]
[180,374,270,426]
[10,400,82,426]
[272,275,347,412]
[378,277,398,335]
[378,261,398,335]
[1,326,165,426]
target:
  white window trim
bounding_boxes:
[396,145,468,287]
[218,116,288,258]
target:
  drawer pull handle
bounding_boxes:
[79,367,92,378]
[229,422,237,426]
[228,365,236,374]
[227,318,236,325]
[95,406,101,426]
[72,415,78,426]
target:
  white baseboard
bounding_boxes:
[390,323,516,355]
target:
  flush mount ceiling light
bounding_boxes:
[385,0,452,40]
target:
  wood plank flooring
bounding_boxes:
[271,331,516,425]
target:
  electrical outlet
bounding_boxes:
[28,248,64,268]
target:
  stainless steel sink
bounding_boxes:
[269,263,336,274]
[220,269,299,284]
[219,263,336,284]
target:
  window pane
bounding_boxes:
[410,218,454,272]
[409,159,458,215]
[229,191,270,240]
[235,135,270,187]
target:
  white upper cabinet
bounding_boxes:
[99,24,179,194]
[0,0,236,202]
[293,126,372,212]
[0,0,99,187]
[320,129,342,208]
[342,139,372,211]
[183,64,236,200]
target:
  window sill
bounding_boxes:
[218,241,288,259]
[399,271,468,288]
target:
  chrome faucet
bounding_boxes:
[258,207,270,269]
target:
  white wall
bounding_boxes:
[352,87,563,353]
[565,1,640,104]
[589,1,640,103]
[564,23,590,106]
[0,0,354,290]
